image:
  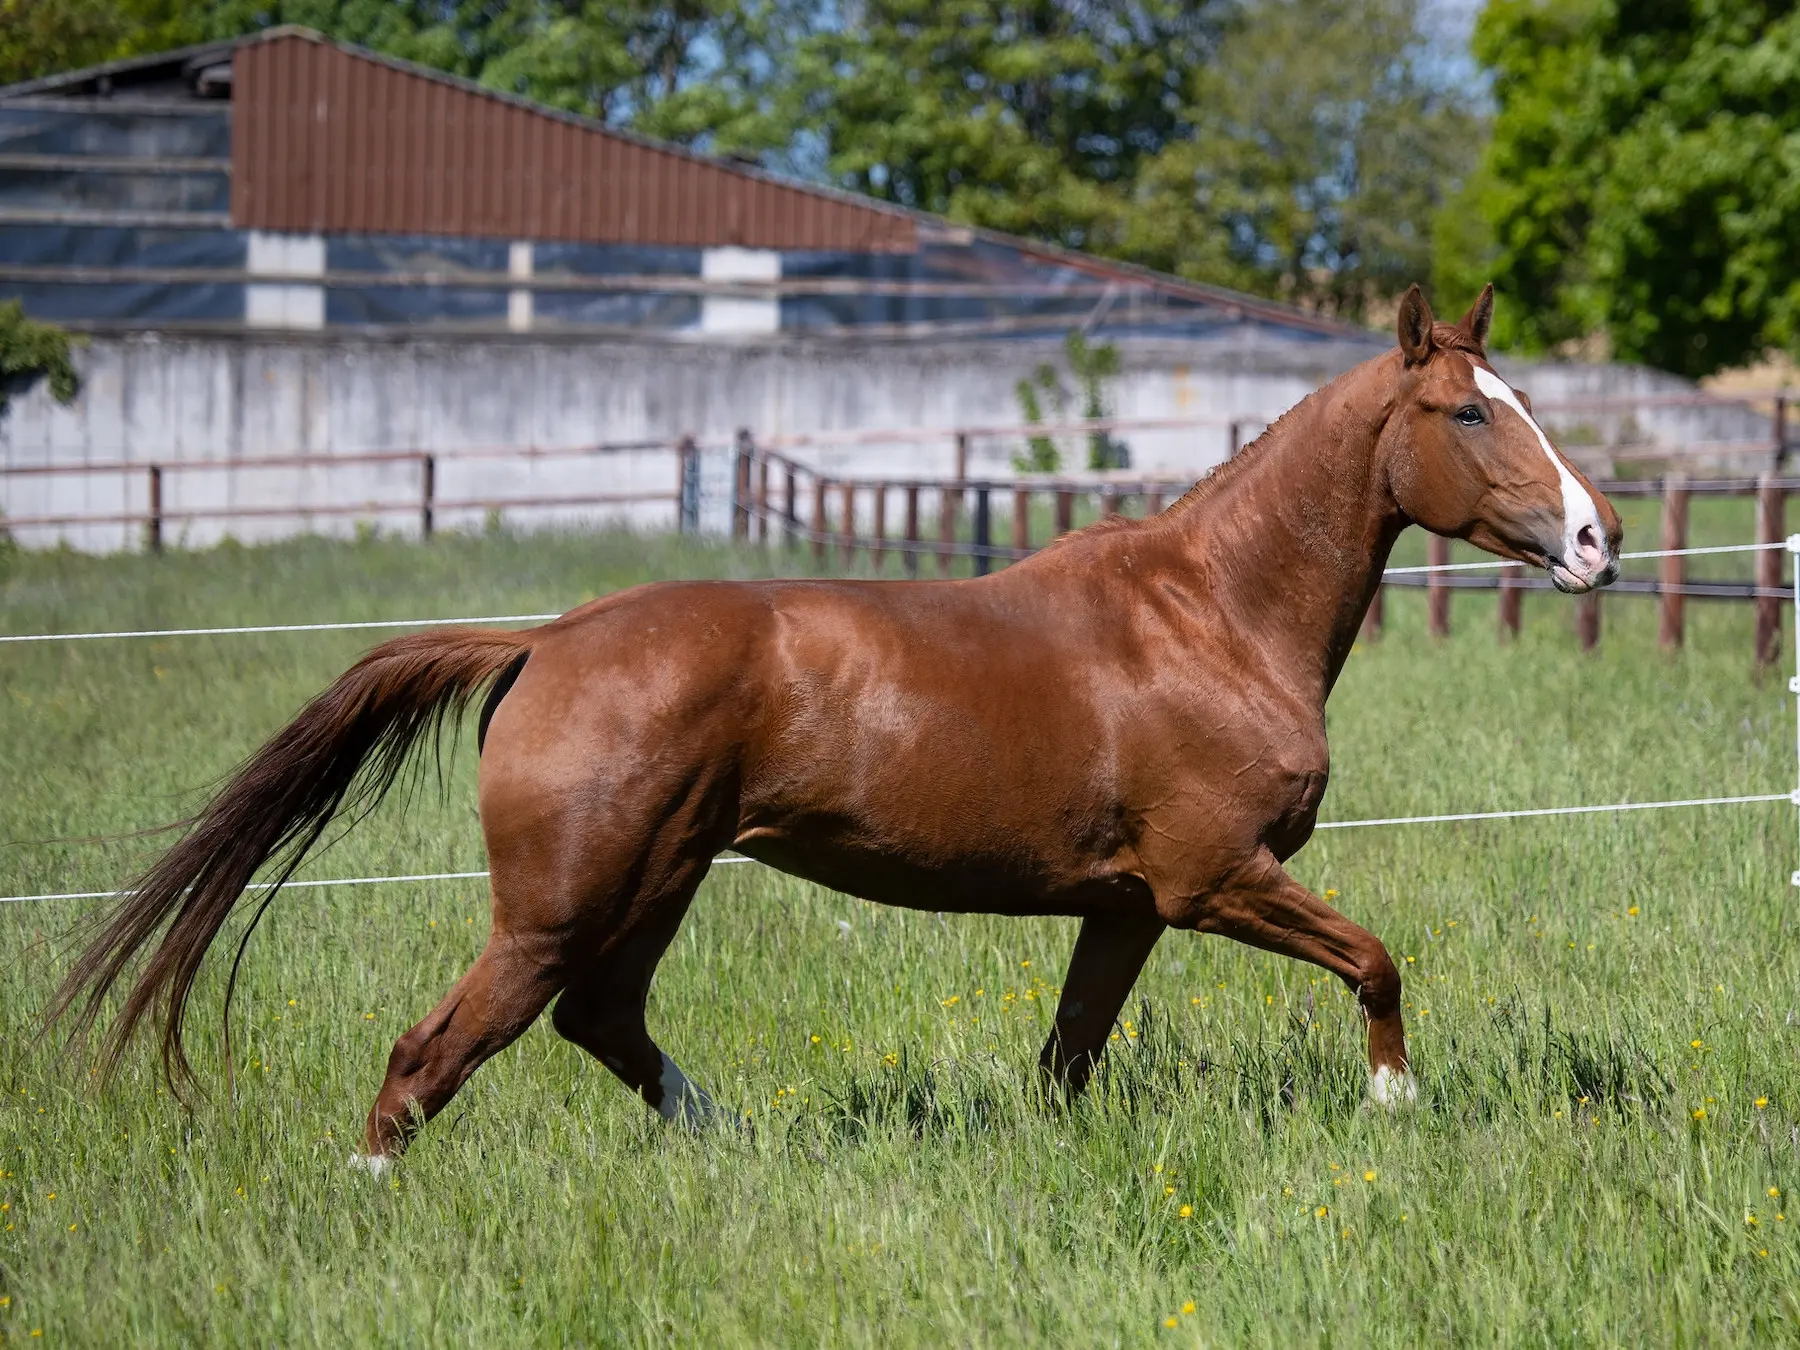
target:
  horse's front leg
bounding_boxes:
[1189,847,1414,1104]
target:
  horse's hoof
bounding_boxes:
[348,1151,392,1177]
[1368,1065,1418,1107]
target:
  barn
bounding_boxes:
[0,28,1750,549]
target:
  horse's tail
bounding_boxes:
[49,626,535,1087]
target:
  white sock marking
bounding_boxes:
[1472,365,1601,566]
[348,1151,390,1177]
[1369,1065,1418,1107]
[656,1051,718,1126]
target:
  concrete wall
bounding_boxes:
[0,326,1764,552]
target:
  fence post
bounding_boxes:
[1575,591,1600,652]
[147,464,163,554]
[420,454,436,540]
[1013,486,1031,560]
[1659,472,1688,649]
[812,477,828,568]
[733,429,754,540]
[1757,471,1786,666]
[1498,562,1522,639]
[1055,487,1074,537]
[1100,488,1120,519]
[973,486,992,577]
[677,436,700,534]
[783,463,797,548]
[755,452,771,544]
[938,483,961,576]
[872,484,887,573]
[1427,535,1451,637]
[904,483,921,578]
[1775,395,1789,470]
[1361,585,1383,642]
[1144,487,1163,516]
[954,431,969,482]
[839,480,856,570]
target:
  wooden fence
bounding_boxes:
[727,440,1795,666]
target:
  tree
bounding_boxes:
[1127,0,1481,318]
[0,300,79,416]
[0,0,138,85]
[773,0,1226,251]
[1450,0,1800,377]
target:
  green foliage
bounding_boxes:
[0,300,79,415]
[1460,1,1800,377]
[1011,331,1126,472]
[0,0,136,86]
[1013,365,1065,474]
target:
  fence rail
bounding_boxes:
[726,439,1795,666]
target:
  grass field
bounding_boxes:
[2,511,1798,1346]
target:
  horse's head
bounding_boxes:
[1382,284,1621,594]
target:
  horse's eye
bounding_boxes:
[1455,405,1486,426]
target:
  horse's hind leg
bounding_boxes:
[359,927,566,1165]
[550,865,721,1126]
[1040,911,1166,1096]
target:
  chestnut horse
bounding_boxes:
[56,285,1621,1166]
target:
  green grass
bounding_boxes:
[2,523,1798,1346]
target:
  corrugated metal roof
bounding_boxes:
[231,30,917,252]
[0,27,1373,339]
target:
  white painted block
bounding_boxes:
[701,247,780,334]
[246,284,325,330]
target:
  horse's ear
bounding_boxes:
[1397,284,1435,365]
[1459,283,1495,349]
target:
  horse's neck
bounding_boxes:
[1166,368,1406,697]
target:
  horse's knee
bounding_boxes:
[1354,947,1402,1019]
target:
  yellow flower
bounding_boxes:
[1363,1170,1377,1183]
[1627,906,1639,916]
[1164,1317,1179,1328]
[1693,1108,1707,1121]
[1323,889,1339,901]
[810,1035,821,1045]
[1165,1185,1175,1197]
[1181,1302,1196,1315]
[1690,1039,1703,1050]
[1315,1205,1328,1218]
[288,999,297,1006]
[1179,1205,1193,1218]
[1746,1213,1759,1227]
[1771,1188,1782,1199]
[1755,1097,1769,1109]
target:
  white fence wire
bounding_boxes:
[1,539,1796,906]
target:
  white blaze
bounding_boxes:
[1472,365,1602,567]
